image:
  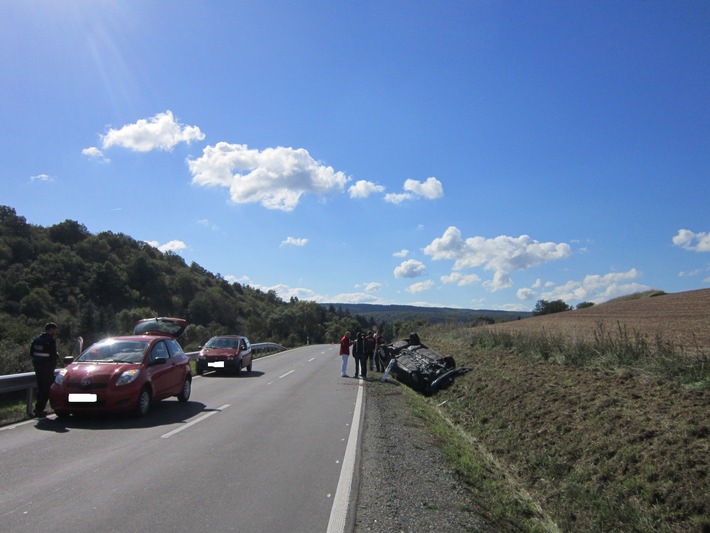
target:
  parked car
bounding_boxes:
[49,317,192,418]
[195,335,252,376]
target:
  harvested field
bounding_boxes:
[486,288,710,351]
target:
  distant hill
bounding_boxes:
[319,303,531,325]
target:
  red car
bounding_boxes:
[49,318,192,418]
[195,335,253,376]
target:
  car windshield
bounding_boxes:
[205,337,239,349]
[77,339,149,363]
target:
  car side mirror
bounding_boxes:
[153,356,168,365]
[63,356,74,365]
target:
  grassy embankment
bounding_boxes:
[403,320,710,532]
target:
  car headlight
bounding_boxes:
[116,369,141,386]
[55,368,68,385]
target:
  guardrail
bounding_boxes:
[0,342,286,418]
[0,372,43,417]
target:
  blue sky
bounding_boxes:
[2,1,709,311]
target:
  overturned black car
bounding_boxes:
[378,333,470,396]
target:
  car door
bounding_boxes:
[145,340,175,398]
[240,337,252,367]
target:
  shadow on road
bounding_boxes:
[197,370,266,379]
[33,399,209,433]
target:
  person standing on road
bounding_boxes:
[339,331,353,377]
[353,332,367,379]
[365,330,376,371]
[30,322,59,418]
[373,330,386,372]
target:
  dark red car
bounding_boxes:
[49,318,192,418]
[195,335,253,376]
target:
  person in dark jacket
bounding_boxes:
[352,332,367,379]
[365,331,376,371]
[30,322,59,418]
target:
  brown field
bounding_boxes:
[489,288,710,351]
[422,288,710,531]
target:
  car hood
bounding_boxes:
[64,362,141,384]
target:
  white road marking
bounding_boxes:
[279,370,295,379]
[160,404,230,439]
[0,419,35,431]
[326,380,364,533]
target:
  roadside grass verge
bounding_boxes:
[410,323,710,532]
[402,385,561,532]
[0,392,28,425]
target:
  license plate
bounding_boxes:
[208,361,225,368]
[69,393,98,403]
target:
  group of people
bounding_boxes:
[338,330,386,378]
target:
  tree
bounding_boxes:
[532,299,571,316]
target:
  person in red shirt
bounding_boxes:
[339,331,353,377]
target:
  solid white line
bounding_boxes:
[160,404,230,439]
[326,381,364,533]
[0,419,35,432]
[279,370,295,379]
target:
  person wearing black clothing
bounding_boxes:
[352,332,367,379]
[30,322,59,418]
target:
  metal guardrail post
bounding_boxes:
[27,386,35,417]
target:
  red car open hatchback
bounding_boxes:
[49,317,192,418]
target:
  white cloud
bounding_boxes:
[404,177,443,199]
[678,269,702,278]
[30,174,54,182]
[394,259,427,278]
[281,236,308,247]
[329,292,381,304]
[673,229,710,252]
[440,272,481,286]
[384,177,444,204]
[406,280,435,294]
[146,239,187,253]
[82,147,109,162]
[197,219,219,231]
[100,110,205,152]
[363,282,383,292]
[425,227,572,271]
[348,180,385,198]
[516,287,537,300]
[518,268,650,304]
[384,192,412,204]
[423,226,571,290]
[188,142,349,211]
[483,271,512,292]
[393,249,409,258]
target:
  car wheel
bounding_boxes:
[177,376,191,403]
[134,387,151,417]
[196,367,204,376]
[246,359,252,373]
[234,360,242,376]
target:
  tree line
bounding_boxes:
[0,206,403,375]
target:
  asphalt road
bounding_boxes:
[0,345,363,533]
